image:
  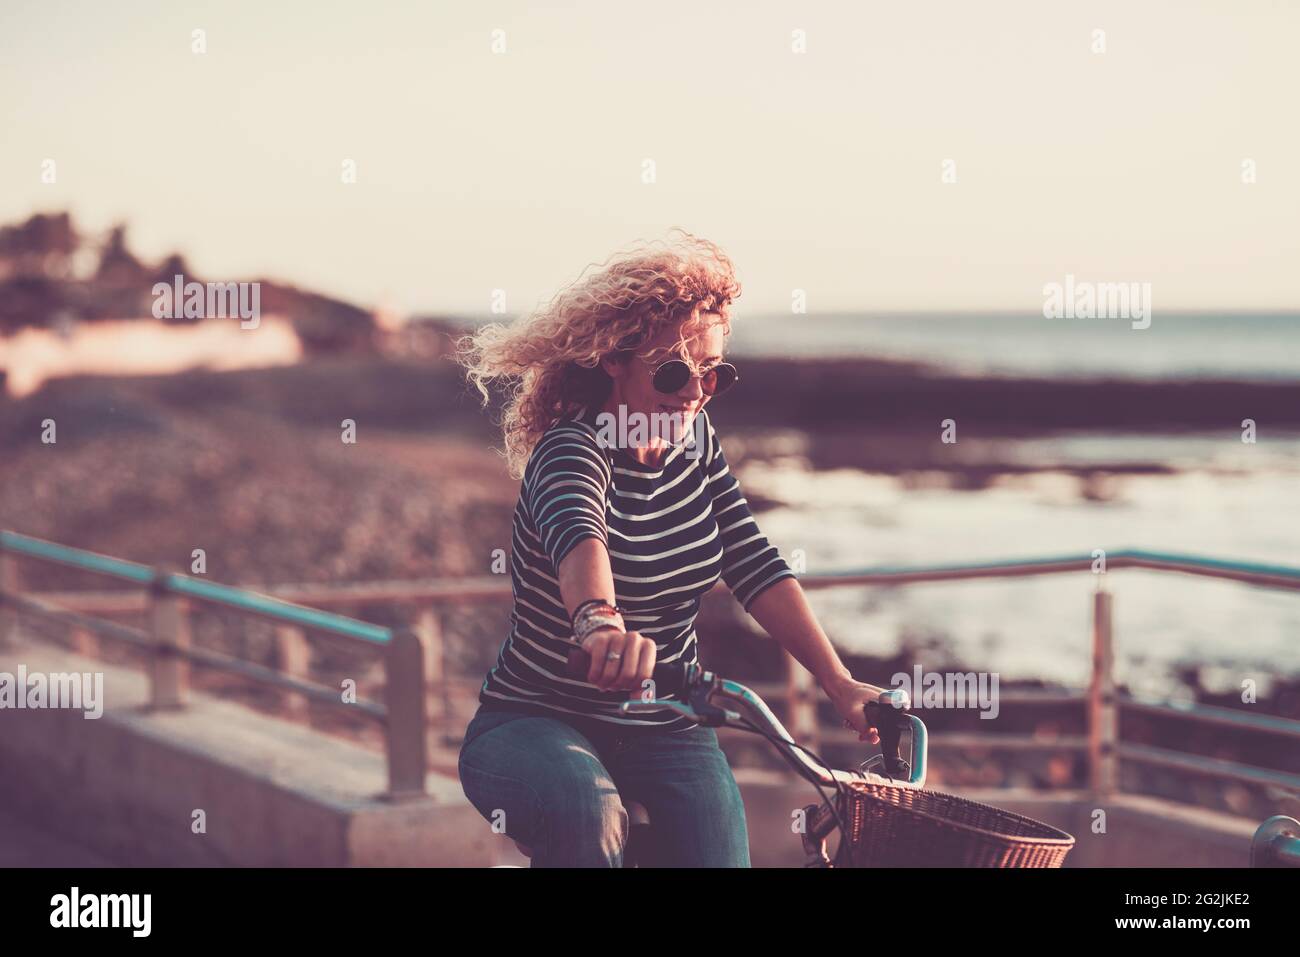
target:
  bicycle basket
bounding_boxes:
[835,782,1075,868]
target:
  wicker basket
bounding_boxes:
[836,782,1075,868]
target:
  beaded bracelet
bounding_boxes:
[573,603,622,632]
[572,599,624,647]
[571,598,619,626]
[573,613,625,646]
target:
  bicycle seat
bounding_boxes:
[513,800,651,860]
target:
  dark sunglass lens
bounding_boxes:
[653,359,691,393]
[704,364,737,396]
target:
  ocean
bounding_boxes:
[719,313,1300,699]
[729,312,1300,381]
[739,461,1300,699]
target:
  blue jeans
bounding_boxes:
[457,706,751,867]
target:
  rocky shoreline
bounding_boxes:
[5,352,1296,583]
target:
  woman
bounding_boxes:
[455,232,882,867]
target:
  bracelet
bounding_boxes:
[574,614,624,646]
[571,598,621,627]
[572,602,620,635]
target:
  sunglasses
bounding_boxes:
[650,358,739,397]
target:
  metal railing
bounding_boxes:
[4,532,1299,809]
[0,530,428,799]
[797,548,1300,798]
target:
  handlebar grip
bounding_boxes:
[566,646,690,697]
[866,692,914,779]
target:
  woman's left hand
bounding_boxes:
[824,675,883,745]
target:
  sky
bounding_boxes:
[3,0,1298,317]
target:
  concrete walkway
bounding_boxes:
[0,803,116,867]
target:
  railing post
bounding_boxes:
[0,542,18,648]
[69,625,100,660]
[1088,587,1117,796]
[149,567,190,709]
[414,604,446,723]
[384,627,428,799]
[784,648,819,753]
[275,624,311,721]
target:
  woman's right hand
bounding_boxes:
[579,628,657,692]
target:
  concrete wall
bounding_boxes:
[0,640,495,866]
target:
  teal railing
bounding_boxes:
[3,530,1299,823]
[0,529,426,797]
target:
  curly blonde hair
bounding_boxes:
[458,231,741,478]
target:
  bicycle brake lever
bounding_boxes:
[858,753,884,775]
[695,700,740,727]
[859,753,913,781]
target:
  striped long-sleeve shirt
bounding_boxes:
[477,405,795,732]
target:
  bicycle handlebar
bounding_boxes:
[564,645,927,790]
[564,647,691,696]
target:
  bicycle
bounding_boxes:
[507,649,1075,867]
